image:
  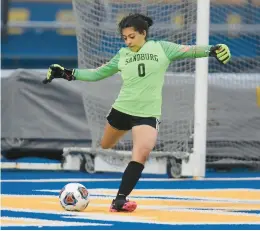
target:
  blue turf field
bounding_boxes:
[1,170,260,230]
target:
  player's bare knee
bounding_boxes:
[139,144,154,153]
[132,153,149,164]
[132,146,152,163]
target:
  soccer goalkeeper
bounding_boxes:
[43,13,231,212]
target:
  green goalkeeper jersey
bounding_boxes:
[74,40,212,118]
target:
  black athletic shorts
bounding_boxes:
[106,107,160,131]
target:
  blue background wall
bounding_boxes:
[1,0,260,69]
[1,0,77,68]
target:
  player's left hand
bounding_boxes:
[210,44,231,64]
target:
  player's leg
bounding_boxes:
[100,108,130,149]
[131,124,158,164]
[100,122,128,149]
[110,117,159,212]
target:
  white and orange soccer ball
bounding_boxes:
[59,183,90,211]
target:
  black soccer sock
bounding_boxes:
[116,161,144,200]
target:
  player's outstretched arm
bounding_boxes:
[159,41,231,65]
[43,53,120,84]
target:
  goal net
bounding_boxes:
[71,0,260,173]
[207,0,260,168]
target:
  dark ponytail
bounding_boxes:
[118,13,153,38]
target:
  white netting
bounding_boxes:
[73,0,197,159]
[209,0,260,73]
[207,0,260,166]
[73,0,197,72]
[72,0,260,166]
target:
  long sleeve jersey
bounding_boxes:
[74,40,212,118]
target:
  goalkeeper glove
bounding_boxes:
[209,44,231,64]
[43,64,75,84]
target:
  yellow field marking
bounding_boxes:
[3,195,260,211]
[256,86,260,107]
[2,194,260,224]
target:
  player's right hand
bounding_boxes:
[42,64,75,84]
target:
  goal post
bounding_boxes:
[193,0,210,177]
[67,0,260,178]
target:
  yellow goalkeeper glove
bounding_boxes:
[210,44,231,64]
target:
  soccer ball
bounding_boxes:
[59,183,90,211]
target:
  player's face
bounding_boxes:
[122,27,146,52]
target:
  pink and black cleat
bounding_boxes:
[109,199,137,212]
